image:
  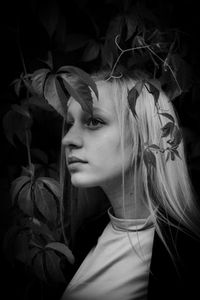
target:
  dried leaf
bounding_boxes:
[146,82,160,104]
[143,149,156,168]
[166,151,170,162]
[128,81,143,117]
[159,112,175,123]
[161,122,174,138]
[168,125,182,148]
[148,144,160,150]
[172,149,181,159]
[170,151,175,161]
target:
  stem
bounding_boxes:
[59,118,68,246]
[107,34,164,81]
[25,130,32,167]
[16,31,27,75]
[146,45,182,94]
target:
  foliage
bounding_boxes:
[2,86,75,289]
[1,0,200,299]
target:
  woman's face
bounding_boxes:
[62,81,132,189]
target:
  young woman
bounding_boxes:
[60,71,200,300]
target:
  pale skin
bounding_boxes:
[62,81,149,219]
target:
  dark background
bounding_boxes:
[0,0,200,299]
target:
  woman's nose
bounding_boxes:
[62,123,83,149]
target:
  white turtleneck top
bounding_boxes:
[61,208,155,300]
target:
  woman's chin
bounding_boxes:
[70,175,98,188]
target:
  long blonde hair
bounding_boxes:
[61,71,200,251]
[95,74,200,237]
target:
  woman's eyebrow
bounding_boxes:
[67,106,111,119]
[93,106,111,117]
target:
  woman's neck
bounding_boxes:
[101,173,150,220]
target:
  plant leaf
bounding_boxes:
[58,66,98,100]
[62,33,90,52]
[46,242,75,264]
[38,0,59,38]
[44,74,65,116]
[34,181,58,224]
[17,182,34,216]
[125,14,138,40]
[82,40,100,62]
[60,74,93,114]
[44,250,66,283]
[3,225,21,263]
[3,110,32,147]
[11,104,31,119]
[32,251,47,282]
[28,96,54,111]
[31,68,50,96]
[29,220,56,242]
[29,247,40,265]
[55,76,70,117]
[31,148,49,165]
[10,176,30,205]
[14,230,30,264]
[38,177,61,200]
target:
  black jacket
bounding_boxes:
[148,222,200,300]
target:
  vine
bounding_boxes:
[105,34,183,167]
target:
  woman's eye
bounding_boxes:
[86,118,104,129]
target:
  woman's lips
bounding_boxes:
[67,156,87,165]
